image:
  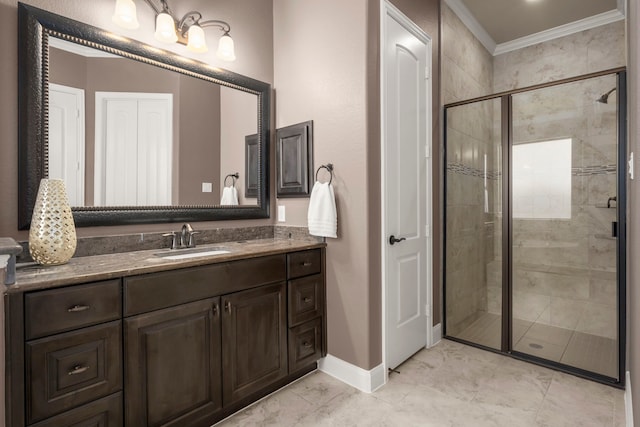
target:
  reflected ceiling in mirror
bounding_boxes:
[18,3,270,229]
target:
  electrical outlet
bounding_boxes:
[278,205,286,222]
[202,182,212,192]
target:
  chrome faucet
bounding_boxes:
[181,223,199,248]
[163,223,200,249]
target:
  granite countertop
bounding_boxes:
[9,238,324,294]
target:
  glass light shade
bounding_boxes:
[112,0,140,30]
[216,34,236,61]
[187,25,208,53]
[154,12,178,43]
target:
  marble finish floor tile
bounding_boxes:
[458,312,618,379]
[215,339,624,426]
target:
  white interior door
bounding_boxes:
[49,83,85,206]
[95,92,172,206]
[383,2,432,370]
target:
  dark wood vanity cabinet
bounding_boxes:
[222,283,288,406]
[124,298,222,427]
[6,247,326,427]
[287,250,326,374]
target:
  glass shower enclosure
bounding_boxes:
[443,70,626,384]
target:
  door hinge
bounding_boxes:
[425,225,430,237]
[425,66,431,80]
[425,304,431,317]
[76,109,81,118]
[425,145,430,158]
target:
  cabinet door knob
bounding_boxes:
[67,304,90,313]
[224,301,232,313]
[212,303,218,316]
[302,341,313,349]
[303,297,312,304]
[68,365,90,375]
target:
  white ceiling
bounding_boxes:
[447,0,625,55]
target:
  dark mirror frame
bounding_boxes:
[17,3,270,229]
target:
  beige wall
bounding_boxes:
[0,0,274,239]
[273,0,440,369]
[628,0,640,422]
[274,0,372,368]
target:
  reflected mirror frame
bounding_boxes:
[17,3,270,229]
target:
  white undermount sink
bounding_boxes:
[154,247,230,260]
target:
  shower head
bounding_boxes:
[596,88,617,104]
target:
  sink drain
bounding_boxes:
[529,343,544,349]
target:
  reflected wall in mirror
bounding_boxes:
[18,3,270,229]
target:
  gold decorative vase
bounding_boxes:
[29,179,77,265]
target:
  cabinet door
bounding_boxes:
[222,283,288,405]
[125,298,222,427]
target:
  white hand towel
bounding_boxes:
[307,181,337,238]
[220,186,239,205]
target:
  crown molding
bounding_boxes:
[443,0,496,54]
[444,0,626,57]
[494,9,626,55]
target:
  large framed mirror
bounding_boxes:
[17,3,270,229]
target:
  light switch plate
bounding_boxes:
[202,182,212,192]
[278,205,286,222]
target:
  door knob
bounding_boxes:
[389,235,406,245]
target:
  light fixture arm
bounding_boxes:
[198,19,231,34]
[142,1,232,38]
[113,0,235,60]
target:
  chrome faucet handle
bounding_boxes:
[162,232,180,250]
[187,231,201,248]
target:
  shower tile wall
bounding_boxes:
[511,77,619,343]
[443,4,498,337]
[493,21,625,92]
[497,21,625,353]
[444,6,625,364]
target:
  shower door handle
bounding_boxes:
[389,235,406,245]
[612,221,618,238]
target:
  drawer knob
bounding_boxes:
[225,301,232,313]
[302,262,313,267]
[67,304,90,313]
[68,365,90,376]
[303,297,312,304]
[302,341,313,349]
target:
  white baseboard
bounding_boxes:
[318,354,385,393]
[431,323,442,347]
[627,371,634,427]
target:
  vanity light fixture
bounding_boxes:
[112,0,236,61]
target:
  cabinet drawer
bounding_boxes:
[287,249,321,279]
[288,274,324,327]
[25,280,121,340]
[26,321,122,424]
[28,393,122,427]
[288,318,323,374]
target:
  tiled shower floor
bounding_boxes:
[456,313,618,378]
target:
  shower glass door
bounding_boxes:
[511,74,620,379]
[445,98,503,350]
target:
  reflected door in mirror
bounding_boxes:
[94,92,173,206]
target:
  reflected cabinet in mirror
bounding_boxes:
[18,3,270,229]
